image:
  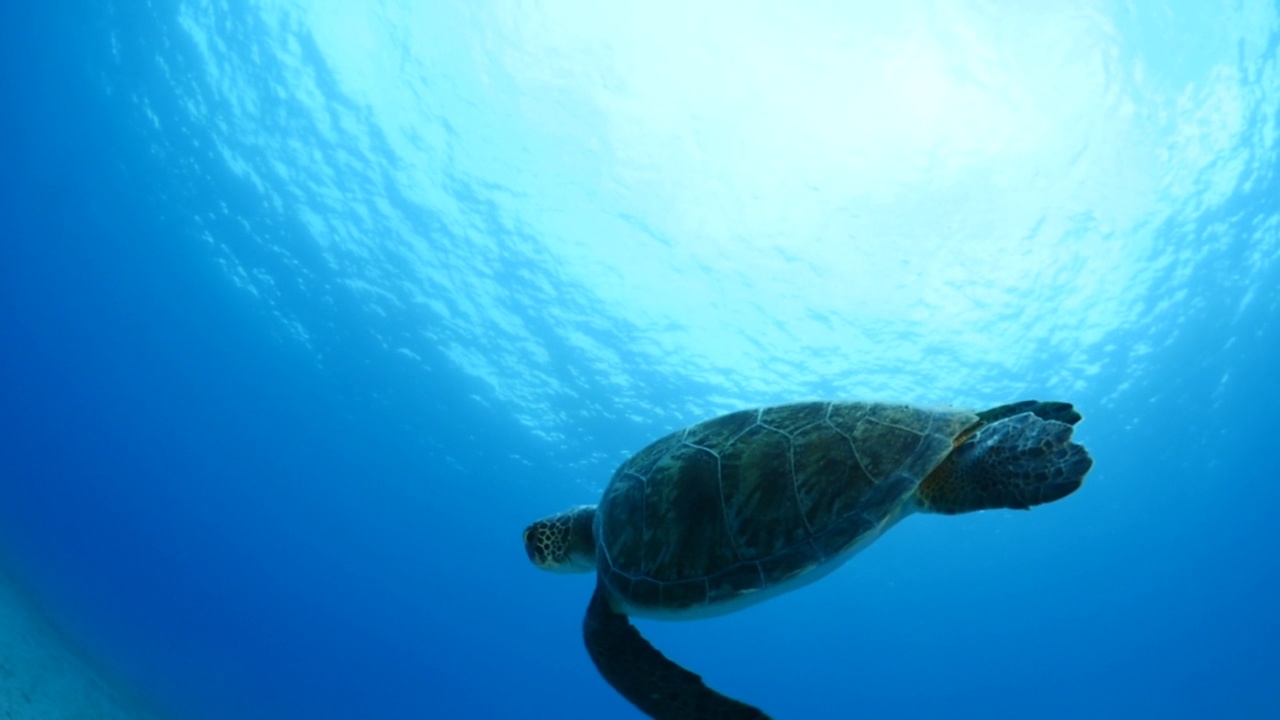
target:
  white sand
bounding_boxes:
[0,565,166,720]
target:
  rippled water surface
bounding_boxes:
[165,1,1278,448]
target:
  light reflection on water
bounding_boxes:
[164,0,1278,470]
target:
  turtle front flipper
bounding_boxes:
[975,400,1082,427]
[583,580,771,720]
[917,410,1092,514]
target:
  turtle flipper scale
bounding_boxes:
[917,411,1092,514]
[583,581,771,720]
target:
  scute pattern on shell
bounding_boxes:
[595,402,978,612]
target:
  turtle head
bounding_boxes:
[523,505,597,573]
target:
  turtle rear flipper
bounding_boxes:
[583,581,771,720]
[917,412,1092,514]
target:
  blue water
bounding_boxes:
[1,1,1278,718]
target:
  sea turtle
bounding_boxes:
[523,400,1092,719]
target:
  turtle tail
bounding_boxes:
[916,406,1092,514]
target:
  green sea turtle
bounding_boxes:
[523,400,1092,719]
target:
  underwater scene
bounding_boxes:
[1,1,1278,718]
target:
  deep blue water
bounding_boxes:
[2,2,1278,719]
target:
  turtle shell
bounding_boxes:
[594,401,978,612]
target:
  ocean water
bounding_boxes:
[1,1,1278,718]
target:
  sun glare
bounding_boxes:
[189,0,1266,431]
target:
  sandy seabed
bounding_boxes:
[0,567,164,720]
